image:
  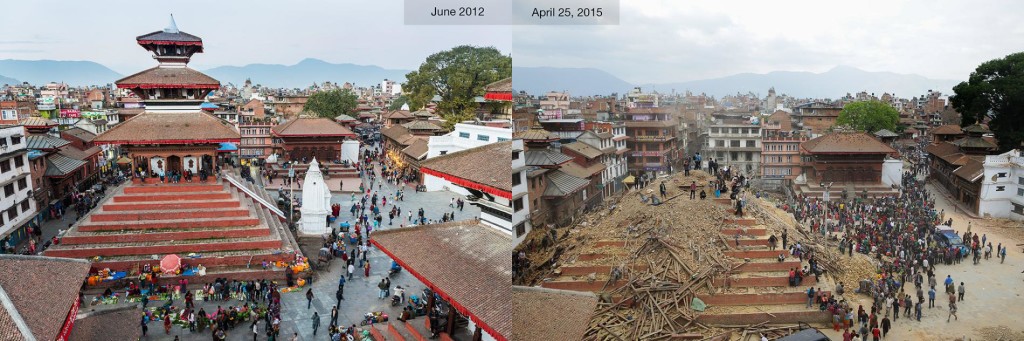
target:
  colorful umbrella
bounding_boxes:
[160,254,181,274]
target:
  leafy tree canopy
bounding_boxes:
[303,89,358,119]
[836,100,899,133]
[388,95,409,111]
[403,45,511,129]
[951,52,1024,152]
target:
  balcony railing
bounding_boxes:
[632,135,675,142]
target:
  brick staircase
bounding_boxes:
[695,200,830,324]
[368,317,462,341]
[46,181,300,286]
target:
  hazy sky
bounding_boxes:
[0,1,511,74]
[513,0,1024,83]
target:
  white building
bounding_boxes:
[512,139,530,245]
[0,125,37,248]
[978,149,1024,221]
[419,141,515,236]
[381,79,402,96]
[575,125,629,198]
[705,117,762,176]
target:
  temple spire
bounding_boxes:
[165,14,179,33]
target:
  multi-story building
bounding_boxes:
[760,110,807,180]
[239,119,275,161]
[977,149,1024,221]
[538,92,570,120]
[792,101,843,136]
[578,122,629,197]
[705,114,761,176]
[0,125,37,248]
[512,139,530,245]
[926,124,1000,215]
[560,141,605,209]
[624,107,678,175]
[538,118,584,142]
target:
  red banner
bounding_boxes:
[60,109,80,118]
[55,296,81,341]
[484,92,512,101]
[420,167,512,199]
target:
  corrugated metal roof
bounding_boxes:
[45,153,86,177]
[26,135,70,150]
[525,149,572,167]
[543,170,589,197]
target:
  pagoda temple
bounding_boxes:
[45,17,299,285]
[94,15,238,177]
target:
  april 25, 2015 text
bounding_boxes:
[531,7,602,19]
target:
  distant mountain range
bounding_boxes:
[0,58,411,88]
[513,65,960,99]
[0,74,18,86]
[203,58,410,88]
[0,59,121,86]
[512,67,634,97]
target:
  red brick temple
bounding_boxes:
[45,17,300,284]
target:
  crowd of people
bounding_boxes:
[783,169,1010,337]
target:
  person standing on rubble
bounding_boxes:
[689,181,697,199]
[659,182,667,199]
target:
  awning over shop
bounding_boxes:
[217,142,238,153]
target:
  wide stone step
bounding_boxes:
[712,275,817,288]
[726,250,787,259]
[91,249,293,272]
[697,292,820,306]
[103,200,240,211]
[732,261,801,273]
[61,226,270,245]
[114,192,233,202]
[78,216,260,232]
[720,228,767,236]
[123,184,224,194]
[697,310,831,325]
[90,208,250,222]
[402,320,428,341]
[724,218,757,226]
[370,324,389,341]
[46,237,283,258]
[726,239,771,247]
[388,321,414,341]
[577,253,625,261]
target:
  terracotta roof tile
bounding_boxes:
[71,306,143,341]
[57,145,101,161]
[0,303,25,341]
[560,162,605,179]
[421,141,512,192]
[0,255,91,341]
[930,124,963,135]
[381,124,411,142]
[272,118,356,137]
[873,129,898,137]
[371,220,511,340]
[402,120,443,131]
[512,286,598,341]
[116,66,219,88]
[94,112,239,145]
[402,138,429,159]
[484,78,512,92]
[19,117,56,128]
[385,110,413,120]
[562,141,602,159]
[926,142,968,165]
[953,158,985,181]
[514,129,558,141]
[802,132,896,154]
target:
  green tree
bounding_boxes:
[403,45,512,129]
[303,89,358,119]
[388,95,409,111]
[836,100,899,133]
[951,52,1024,152]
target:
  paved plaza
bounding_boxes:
[69,157,480,340]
